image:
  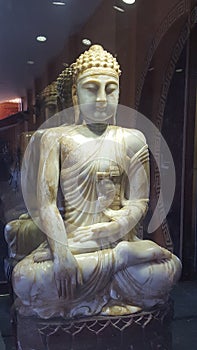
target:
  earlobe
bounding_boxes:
[72,84,80,124]
[72,84,78,106]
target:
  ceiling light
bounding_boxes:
[52,1,66,5]
[62,63,69,67]
[27,60,34,65]
[122,0,136,4]
[82,38,92,46]
[113,6,125,12]
[36,35,47,42]
[176,68,183,73]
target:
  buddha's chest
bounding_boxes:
[60,133,126,174]
[60,135,125,208]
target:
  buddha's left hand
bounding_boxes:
[72,221,120,243]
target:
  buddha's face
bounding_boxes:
[74,73,119,124]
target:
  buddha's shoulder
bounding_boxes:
[38,125,77,143]
[112,126,147,152]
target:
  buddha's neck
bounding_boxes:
[86,123,108,135]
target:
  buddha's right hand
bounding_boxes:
[53,249,83,299]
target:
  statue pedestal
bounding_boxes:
[15,301,173,350]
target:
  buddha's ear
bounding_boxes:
[72,84,78,106]
[72,84,80,124]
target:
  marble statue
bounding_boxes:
[42,81,59,119]
[57,66,73,111]
[11,45,181,319]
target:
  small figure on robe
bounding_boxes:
[11,45,181,319]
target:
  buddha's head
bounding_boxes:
[72,45,121,125]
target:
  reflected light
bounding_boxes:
[122,0,136,4]
[176,68,183,73]
[82,38,92,46]
[27,60,34,65]
[7,98,22,103]
[113,6,125,12]
[36,36,47,42]
[52,1,66,5]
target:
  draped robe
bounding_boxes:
[12,125,181,318]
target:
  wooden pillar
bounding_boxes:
[182,24,197,278]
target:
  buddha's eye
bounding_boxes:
[83,83,98,92]
[105,83,118,94]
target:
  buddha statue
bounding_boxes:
[56,65,74,111]
[36,81,58,121]
[11,45,181,319]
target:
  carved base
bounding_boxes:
[15,301,173,350]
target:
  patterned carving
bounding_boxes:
[136,3,196,250]
[37,302,172,341]
[15,305,173,348]
[135,0,188,109]
[152,6,197,251]
[157,25,190,128]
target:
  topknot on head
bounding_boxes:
[72,44,121,82]
[89,44,103,52]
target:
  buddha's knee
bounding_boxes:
[144,254,182,293]
[4,217,45,261]
[12,259,35,304]
[12,256,55,304]
[169,254,182,283]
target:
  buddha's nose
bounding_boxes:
[96,86,107,107]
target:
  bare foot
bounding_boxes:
[33,249,52,262]
[101,304,141,316]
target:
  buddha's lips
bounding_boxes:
[96,107,107,112]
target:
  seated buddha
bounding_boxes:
[11,45,181,319]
